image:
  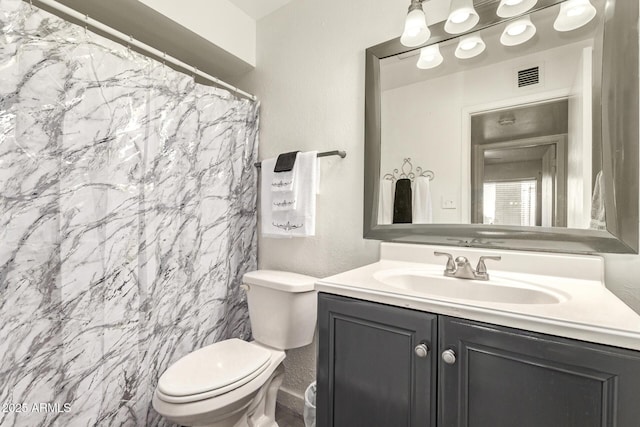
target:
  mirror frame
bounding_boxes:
[364,0,638,254]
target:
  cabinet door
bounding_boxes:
[317,293,437,427]
[439,316,640,427]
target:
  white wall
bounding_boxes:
[235,0,421,412]
[235,0,454,278]
[381,41,585,223]
[234,0,640,414]
[137,0,256,66]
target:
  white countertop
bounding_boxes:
[316,243,640,351]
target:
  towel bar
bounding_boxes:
[254,150,346,168]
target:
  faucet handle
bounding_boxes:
[434,251,456,273]
[476,256,501,274]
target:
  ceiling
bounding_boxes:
[228,0,294,20]
[472,99,569,145]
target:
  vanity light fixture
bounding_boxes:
[401,0,431,47]
[496,0,538,18]
[416,44,444,69]
[553,0,596,32]
[500,16,536,46]
[455,35,486,59]
[445,0,480,34]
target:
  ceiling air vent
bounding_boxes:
[517,66,540,88]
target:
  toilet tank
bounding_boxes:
[242,270,318,350]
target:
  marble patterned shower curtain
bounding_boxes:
[0,1,258,425]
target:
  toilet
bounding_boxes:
[152,270,317,427]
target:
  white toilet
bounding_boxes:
[152,270,318,427]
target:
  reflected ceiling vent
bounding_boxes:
[517,66,541,88]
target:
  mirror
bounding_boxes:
[364,0,638,253]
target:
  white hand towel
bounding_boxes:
[272,193,297,211]
[377,178,394,225]
[272,170,295,192]
[590,170,606,230]
[261,151,318,237]
[260,158,284,236]
[272,153,299,212]
[272,178,297,212]
[412,176,433,224]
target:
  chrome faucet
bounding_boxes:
[434,252,501,281]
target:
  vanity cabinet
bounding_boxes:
[317,293,640,427]
[317,293,437,427]
[439,316,640,427]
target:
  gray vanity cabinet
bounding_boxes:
[439,316,640,427]
[317,293,640,427]
[317,293,438,427]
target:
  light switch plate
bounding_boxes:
[441,198,456,209]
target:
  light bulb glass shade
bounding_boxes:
[455,35,486,59]
[496,0,538,18]
[445,0,480,34]
[500,16,536,46]
[417,44,444,69]
[507,22,528,36]
[401,7,431,47]
[553,0,596,32]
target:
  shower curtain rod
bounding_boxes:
[28,0,257,101]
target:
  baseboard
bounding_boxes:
[277,385,305,415]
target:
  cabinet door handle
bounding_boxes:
[442,349,456,365]
[414,343,429,358]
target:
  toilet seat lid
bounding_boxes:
[157,339,271,397]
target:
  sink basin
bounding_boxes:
[374,268,567,305]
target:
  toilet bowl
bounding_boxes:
[152,270,317,427]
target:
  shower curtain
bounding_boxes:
[0,1,259,426]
